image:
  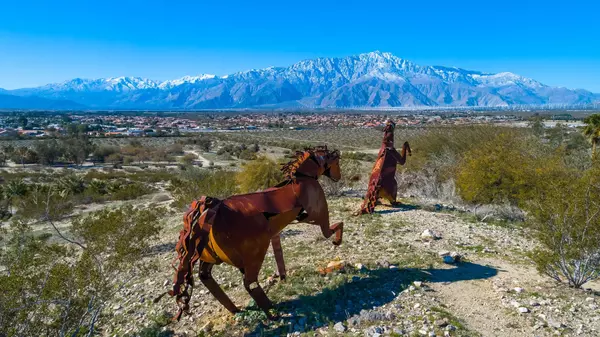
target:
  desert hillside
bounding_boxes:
[98,196,600,337]
[2,120,600,337]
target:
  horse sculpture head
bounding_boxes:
[282,146,341,182]
[382,119,395,147]
[314,146,341,182]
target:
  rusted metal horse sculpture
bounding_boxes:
[357,120,411,215]
[159,147,344,320]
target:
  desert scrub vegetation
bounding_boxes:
[170,155,291,207]
[343,151,378,162]
[215,142,261,160]
[0,170,164,221]
[396,124,591,203]
[0,135,203,168]
[236,155,284,193]
[320,156,364,196]
[401,122,600,288]
[524,161,600,288]
[0,201,164,336]
[169,167,238,209]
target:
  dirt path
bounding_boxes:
[376,205,600,337]
[184,149,213,167]
[429,259,531,336]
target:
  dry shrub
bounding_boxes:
[320,157,363,196]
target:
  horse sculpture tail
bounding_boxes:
[154,196,220,321]
[356,155,385,215]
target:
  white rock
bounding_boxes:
[333,322,346,332]
[518,307,529,313]
[546,318,564,329]
[514,287,524,293]
[421,229,441,241]
[414,281,423,288]
[450,251,461,262]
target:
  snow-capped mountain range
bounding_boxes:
[1,51,598,110]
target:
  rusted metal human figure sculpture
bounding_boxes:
[357,120,411,215]
[157,147,344,321]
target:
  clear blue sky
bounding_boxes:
[1,0,599,91]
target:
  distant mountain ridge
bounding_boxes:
[0,93,86,110]
[3,51,599,110]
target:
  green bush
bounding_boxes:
[239,149,257,160]
[14,184,74,221]
[170,168,238,208]
[91,145,119,163]
[10,147,38,166]
[525,163,600,288]
[236,156,284,193]
[179,153,197,166]
[109,182,154,201]
[456,132,545,205]
[0,205,163,336]
[34,139,63,165]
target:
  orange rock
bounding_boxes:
[318,260,345,275]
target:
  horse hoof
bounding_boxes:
[333,240,342,246]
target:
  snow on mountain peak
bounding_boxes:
[102,77,159,90]
[10,51,593,109]
[158,74,216,89]
[471,72,544,88]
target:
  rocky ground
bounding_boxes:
[99,197,600,337]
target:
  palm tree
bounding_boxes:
[583,114,600,159]
[56,175,85,196]
[4,179,28,213]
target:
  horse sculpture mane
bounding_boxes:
[281,146,339,179]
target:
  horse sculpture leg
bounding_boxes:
[243,265,278,320]
[314,215,344,246]
[329,221,344,245]
[199,261,240,314]
[271,235,287,280]
[240,240,278,320]
[387,179,400,205]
